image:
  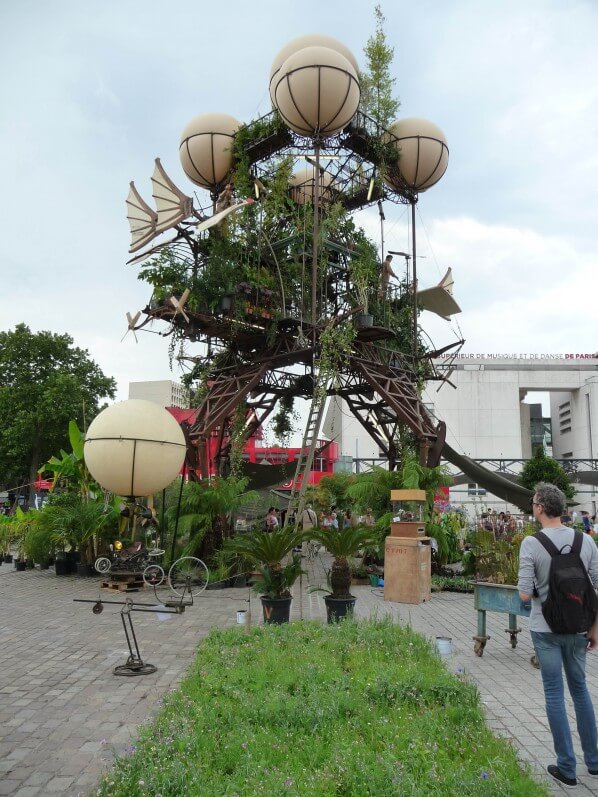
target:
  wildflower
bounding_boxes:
[481,772,489,779]
[138,780,145,786]
[285,779,293,787]
[242,742,248,749]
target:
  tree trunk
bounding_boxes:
[331,556,352,597]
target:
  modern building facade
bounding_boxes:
[323,353,598,513]
[128,380,189,409]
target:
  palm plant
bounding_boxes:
[310,526,376,598]
[224,527,305,599]
[39,493,117,564]
[165,476,259,561]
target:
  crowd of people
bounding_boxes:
[262,505,377,533]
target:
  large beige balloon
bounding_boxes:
[289,165,334,204]
[179,112,241,189]
[274,46,360,138]
[385,118,449,193]
[84,400,186,497]
[269,34,359,108]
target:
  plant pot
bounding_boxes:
[14,559,27,572]
[356,313,374,329]
[261,596,292,625]
[324,595,356,624]
[65,550,80,573]
[233,574,248,588]
[26,559,35,569]
[369,574,379,588]
[54,557,71,576]
[76,562,96,577]
[3,554,13,564]
[39,560,50,570]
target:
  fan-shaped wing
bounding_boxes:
[417,268,461,320]
[126,182,158,252]
[151,158,194,233]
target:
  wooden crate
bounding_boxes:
[383,536,431,604]
[390,521,426,538]
[101,578,144,593]
[389,489,427,503]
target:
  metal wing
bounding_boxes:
[417,268,461,320]
[151,158,194,233]
[126,182,158,252]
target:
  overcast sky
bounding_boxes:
[1,0,597,407]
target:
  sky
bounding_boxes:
[1,0,597,409]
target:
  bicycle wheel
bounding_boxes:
[143,564,165,587]
[168,556,209,597]
[95,557,112,575]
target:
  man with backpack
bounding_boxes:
[518,482,598,788]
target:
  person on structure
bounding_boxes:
[265,507,279,532]
[378,254,398,299]
[518,481,598,788]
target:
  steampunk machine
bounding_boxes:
[124,34,463,522]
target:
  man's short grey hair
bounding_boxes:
[534,482,566,518]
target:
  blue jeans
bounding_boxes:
[532,631,598,778]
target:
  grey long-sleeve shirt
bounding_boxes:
[517,527,598,633]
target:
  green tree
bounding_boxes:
[0,324,116,503]
[518,447,575,502]
[360,5,400,128]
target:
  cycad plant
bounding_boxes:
[310,526,376,598]
[224,527,305,599]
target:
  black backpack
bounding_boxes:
[534,530,598,634]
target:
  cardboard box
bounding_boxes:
[384,536,431,604]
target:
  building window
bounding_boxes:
[467,483,486,496]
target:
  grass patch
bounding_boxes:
[431,574,474,593]
[97,619,547,796]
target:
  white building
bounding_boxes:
[323,353,598,513]
[128,380,189,409]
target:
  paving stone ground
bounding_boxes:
[1,557,598,795]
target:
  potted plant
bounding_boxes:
[225,527,305,624]
[309,526,376,622]
[0,515,17,563]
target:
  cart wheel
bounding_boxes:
[168,556,209,597]
[94,557,112,574]
[92,601,104,614]
[530,654,540,669]
[510,633,518,649]
[474,639,486,657]
[143,564,165,587]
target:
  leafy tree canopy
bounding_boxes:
[0,324,116,497]
[517,447,575,502]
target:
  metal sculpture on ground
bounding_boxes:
[124,35,464,519]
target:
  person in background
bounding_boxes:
[265,507,279,532]
[343,509,357,529]
[582,511,592,533]
[363,509,375,528]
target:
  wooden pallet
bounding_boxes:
[101,579,144,593]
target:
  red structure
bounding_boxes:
[167,407,338,491]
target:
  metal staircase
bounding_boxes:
[283,371,331,527]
